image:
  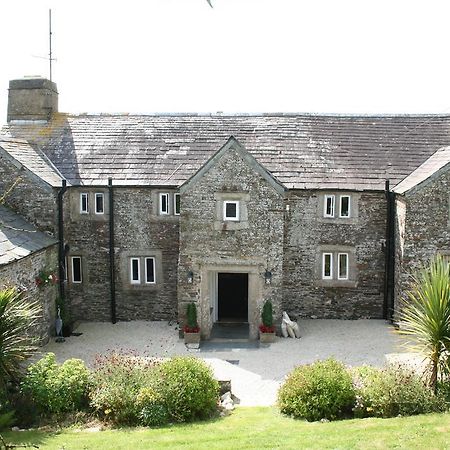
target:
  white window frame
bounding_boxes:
[174,193,180,216]
[95,192,105,214]
[71,256,82,283]
[338,253,349,280]
[339,195,351,218]
[322,253,333,280]
[144,257,156,284]
[324,195,335,218]
[130,257,141,284]
[80,193,89,214]
[159,193,170,215]
[223,200,240,221]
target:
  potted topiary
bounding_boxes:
[259,300,276,343]
[183,302,200,345]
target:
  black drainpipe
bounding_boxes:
[108,178,117,324]
[57,179,67,301]
[384,180,396,321]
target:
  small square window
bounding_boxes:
[71,256,82,283]
[339,196,350,218]
[174,193,180,216]
[223,201,239,221]
[159,193,169,215]
[95,193,104,214]
[130,258,140,284]
[322,253,333,279]
[324,195,335,218]
[145,257,156,284]
[338,253,349,280]
[80,193,89,214]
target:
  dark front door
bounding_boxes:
[217,272,248,322]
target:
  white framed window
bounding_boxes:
[223,200,240,221]
[324,195,335,218]
[71,256,82,283]
[145,257,156,284]
[80,193,89,214]
[159,193,170,215]
[322,253,333,279]
[130,258,141,284]
[95,193,104,214]
[338,253,349,280]
[339,195,351,218]
[174,193,180,216]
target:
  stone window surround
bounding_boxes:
[318,192,360,224]
[120,249,162,290]
[70,189,109,222]
[151,190,179,220]
[214,192,249,231]
[316,245,357,288]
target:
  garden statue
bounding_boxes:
[281,311,300,338]
[55,307,65,343]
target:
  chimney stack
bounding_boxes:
[7,77,58,122]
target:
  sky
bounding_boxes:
[1,0,450,118]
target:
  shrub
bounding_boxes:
[353,365,446,418]
[151,357,219,423]
[21,353,90,415]
[184,303,199,333]
[89,351,157,425]
[136,387,169,427]
[277,358,355,421]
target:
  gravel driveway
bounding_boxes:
[40,319,409,406]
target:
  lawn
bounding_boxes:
[2,407,450,449]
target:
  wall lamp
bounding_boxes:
[264,270,272,285]
[187,271,194,284]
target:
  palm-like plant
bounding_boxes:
[400,255,450,390]
[0,287,40,387]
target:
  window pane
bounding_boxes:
[145,258,155,283]
[340,196,350,217]
[95,193,104,214]
[174,194,180,215]
[338,253,348,279]
[323,253,332,278]
[131,258,140,282]
[226,202,237,218]
[72,257,82,283]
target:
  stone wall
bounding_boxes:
[63,186,179,322]
[0,155,57,234]
[0,245,58,344]
[395,169,450,314]
[178,145,285,339]
[283,190,387,319]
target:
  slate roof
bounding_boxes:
[0,138,64,188]
[393,146,450,194]
[3,113,450,190]
[0,206,57,266]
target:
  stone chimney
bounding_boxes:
[7,77,58,122]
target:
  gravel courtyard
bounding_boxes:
[41,319,410,406]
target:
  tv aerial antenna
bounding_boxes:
[31,9,57,81]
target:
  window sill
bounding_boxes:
[214,220,249,231]
[315,279,358,289]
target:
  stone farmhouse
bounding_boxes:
[0,77,449,340]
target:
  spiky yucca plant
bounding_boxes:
[0,287,40,387]
[400,255,450,390]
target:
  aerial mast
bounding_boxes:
[49,9,53,81]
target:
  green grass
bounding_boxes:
[2,407,450,449]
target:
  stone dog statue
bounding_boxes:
[281,311,300,338]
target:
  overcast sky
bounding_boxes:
[1,0,450,118]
